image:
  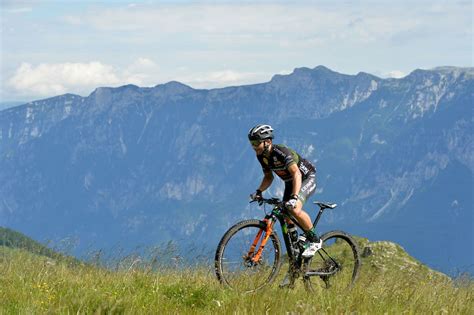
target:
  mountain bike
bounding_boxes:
[214,197,361,293]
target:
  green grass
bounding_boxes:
[0,226,80,266]
[1,239,473,314]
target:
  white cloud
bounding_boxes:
[8,61,131,97]
[177,70,269,88]
[6,59,269,97]
[386,70,407,79]
[2,1,471,101]
[65,5,343,43]
[207,71,251,83]
[2,0,38,13]
[61,15,83,25]
[62,4,432,47]
[5,7,32,14]
[127,57,159,72]
[278,69,293,76]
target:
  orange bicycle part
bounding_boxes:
[248,219,274,263]
[246,229,263,258]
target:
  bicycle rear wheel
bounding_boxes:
[303,230,360,292]
[214,219,282,293]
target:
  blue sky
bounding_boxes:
[1,0,472,102]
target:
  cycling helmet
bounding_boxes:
[248,124,274,141]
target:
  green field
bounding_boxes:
[0,233,472,314]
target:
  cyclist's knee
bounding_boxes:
[290,201,303,215]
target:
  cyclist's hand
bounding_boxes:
[285,196,298,210]
[250,189,263,201]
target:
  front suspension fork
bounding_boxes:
[246,219,275,264]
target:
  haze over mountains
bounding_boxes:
[0,66,472,274]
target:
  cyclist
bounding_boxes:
[248,124,322,258]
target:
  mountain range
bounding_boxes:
[0,65,472,275]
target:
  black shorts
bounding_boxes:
[283,173,317,204]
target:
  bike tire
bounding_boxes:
[214,219,282,293]
[303,230,361,292]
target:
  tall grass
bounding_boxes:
[1,245,472,314]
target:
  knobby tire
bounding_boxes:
[303,230,361,292]
[214,219,282,293]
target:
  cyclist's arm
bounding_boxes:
[287,163,302,196]
[258,170,274,192]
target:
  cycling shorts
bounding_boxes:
[283,172,317,204]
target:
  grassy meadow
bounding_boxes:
[0,237,473,314]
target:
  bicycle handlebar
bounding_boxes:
[250,197,283,206]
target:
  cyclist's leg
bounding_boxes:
[288,173,317,231]
[283,182,296,226]
[283,181,312,229]
[280,183,307,288]
[290,200,313,231]
[298,173,323,257]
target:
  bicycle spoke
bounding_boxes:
[215,220,281,293]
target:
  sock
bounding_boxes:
[305,228,320,242]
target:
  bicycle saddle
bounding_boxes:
[313,201,337,210]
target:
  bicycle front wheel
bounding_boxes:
[214,219,282,293]
[303,230,360,292]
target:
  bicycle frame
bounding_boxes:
[247,199,313,264]
[215,198,360,292]
[246,198,340,278]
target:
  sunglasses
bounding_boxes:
[250,140,262,147]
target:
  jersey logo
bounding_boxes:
[262,157,269,165]
[300,163,310,174]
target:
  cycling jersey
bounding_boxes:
[257,144,316,182]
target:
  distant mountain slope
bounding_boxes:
[0,226,76,263]
[0,66,472,275]
[0,101,24,111]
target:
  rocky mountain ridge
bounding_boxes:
[0,66,472,274]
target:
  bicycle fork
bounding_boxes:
[246,218,275,264]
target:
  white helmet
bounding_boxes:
[248,124,274,141]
